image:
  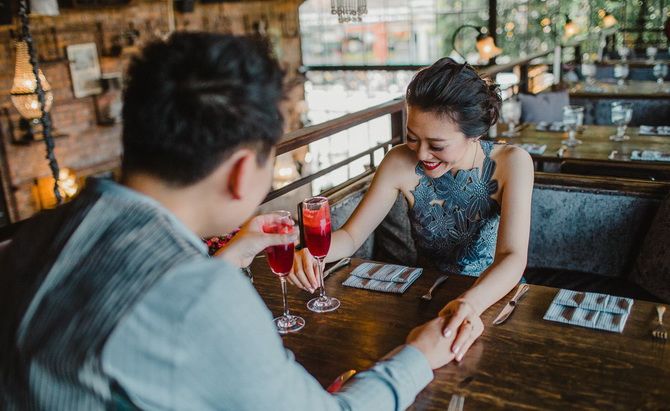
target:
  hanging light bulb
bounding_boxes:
[602,12,618,29]
[331,0,367,24]
[10,41,53,129]
[563,15,579,38]
[476,34,503,61]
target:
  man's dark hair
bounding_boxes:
[121,32,285,186]
[406,57,501,139]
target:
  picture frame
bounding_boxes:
[66,42,102,98]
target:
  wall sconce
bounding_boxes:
[601,12,618,29]
[451,25,502,63]
[34,168,79,210]
[10,40,54,143]
[563,15,579,38]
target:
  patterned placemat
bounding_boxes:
[342,262,423,294]
[544,289,634,333]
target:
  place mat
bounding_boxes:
[543,289,634,333]
[630,150,670,162]
[639,125,670,136]
[342,262,423,294]
[516,143,547,155]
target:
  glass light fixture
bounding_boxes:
[10,40,54,140]
[476,35,503,61]
[452,25,502,63]
[563,15,578,38]
[331,0,367,23]
[602,12,618,29]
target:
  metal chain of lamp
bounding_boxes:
[16,0,62,203]
[331,0,367,23]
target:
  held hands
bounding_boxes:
[439,299,484,362]
[406,316,457,369]
[288,248,320,293]
[214,214,298,268]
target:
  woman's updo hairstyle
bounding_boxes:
[406,57,502,139]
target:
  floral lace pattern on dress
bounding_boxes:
[409,140,500,276]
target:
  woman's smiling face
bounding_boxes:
[406,105,475,178]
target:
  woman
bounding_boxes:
[290,57,534,362]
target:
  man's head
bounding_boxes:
[121,32,285,234]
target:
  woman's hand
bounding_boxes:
[214,214,298,268]
[288,248,320,293]
[439,299,484,362]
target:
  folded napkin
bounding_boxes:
[516,143,547,155]
[639,125,670,136]
[543,289,634,333]
[342,262,423,294]
[630,150,670,162]
[536,121,566,132]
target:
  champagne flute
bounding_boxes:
[302,196,340,313]
[501,97,522,137]
[609,102,633,142]
[264,210,305,334]
[614,63,629,88]
[562,105,584,147]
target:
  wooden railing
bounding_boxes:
[263,98,406,203]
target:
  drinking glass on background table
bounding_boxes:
[617,45,630,62]
[302,196,340,313]
[501,97,522,137]
[653,63,668,91]
[263,210,305,334]
[562,105,584,147]
[647,47,658,63]
[581,62,598,91]
[614,64,629,88]
[609,102,633,142]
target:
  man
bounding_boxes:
[0,32,455,410]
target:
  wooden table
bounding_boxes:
[495,124,670,170]
[569,81,670,100]
[251,258,670,410]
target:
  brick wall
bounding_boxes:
[0,0,304,222]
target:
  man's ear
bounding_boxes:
[227,151,254,201]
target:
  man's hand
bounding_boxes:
[406,316,457,370]
[439,299,485,362]
[215,214,298,268]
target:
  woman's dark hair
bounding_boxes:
[122,32,284,186]
[406,57,501,139]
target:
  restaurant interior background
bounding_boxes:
[0,0,668,225]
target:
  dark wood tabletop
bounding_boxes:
[494,124,670,166]
[568,80,670,99]
[250,258,670,410]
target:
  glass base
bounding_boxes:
[501,130,519,137]
[561,138,582,147]
[307,296,340,313]
[609,134,630,142]
[274,314,305,334]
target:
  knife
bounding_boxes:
[323,257,351,280]
[492,283,530,325]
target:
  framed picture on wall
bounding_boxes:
[66,42,102,98]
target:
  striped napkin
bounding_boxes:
[342,262,423,294]
[543,289,634,333]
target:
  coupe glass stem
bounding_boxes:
[568,130,576,142]
[280,277,290,318]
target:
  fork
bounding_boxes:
[447,393,465,411]
[652,305,667,341]
[421,274,449,301]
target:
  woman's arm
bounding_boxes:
[289,145,413,291]
[440,147,534,361]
